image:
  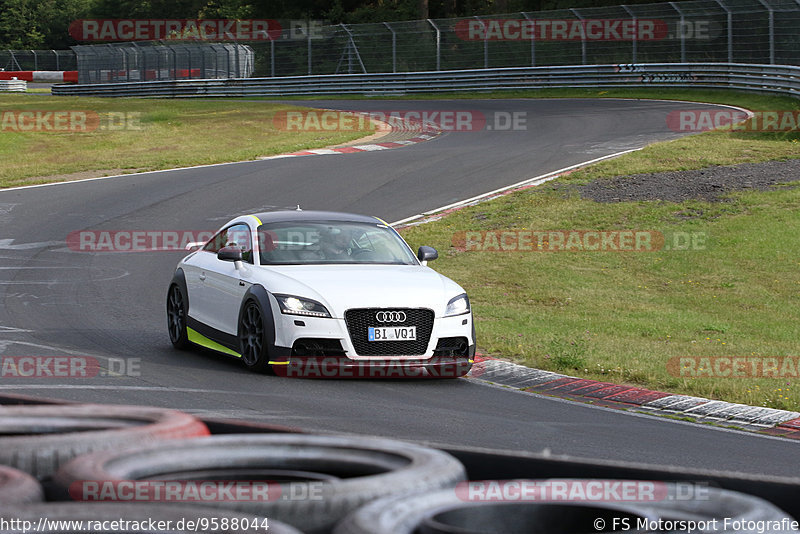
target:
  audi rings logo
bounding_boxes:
[375,311,407,323]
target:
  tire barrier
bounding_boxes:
[333,480,795,534]
[0,503,301,534]
[0,466,44,504]
[51,434,467,534]
[0,404,210,479]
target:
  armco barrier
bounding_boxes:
[0,79,26,92]
[50,63,800,98]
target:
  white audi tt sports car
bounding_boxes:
[166,210,475,378]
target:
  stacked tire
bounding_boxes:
[0,404,307,533]
[334,480,794,534]
[1,402,794,533]
[0,404,210,479]
[49,434,467,534]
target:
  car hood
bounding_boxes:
[251,264,465,318]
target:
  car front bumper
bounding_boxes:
[270,303,475,361]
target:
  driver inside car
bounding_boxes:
[319,227,353,260]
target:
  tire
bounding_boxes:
[238,299,271,373]
[0,404,209,480]
[0,466,44,503]
[0,503,302,534]
[334,480,794,534]
[167,283,190,349]
[52,434,467,534]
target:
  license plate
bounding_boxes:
[368,326,416,341]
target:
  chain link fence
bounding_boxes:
[4,0,798,82]
[250,0,799,76]
[72,42,254,83]
[0,50,76,71]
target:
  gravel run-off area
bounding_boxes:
[578,158,800,202]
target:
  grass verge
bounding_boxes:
[400,91,800,411]
[0,95,372,188]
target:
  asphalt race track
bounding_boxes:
[1,99,798,477]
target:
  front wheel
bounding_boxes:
[166,284,190,349]
[239,300,272,373]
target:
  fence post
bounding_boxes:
[427,19,441,70]
[621,5,638,63]
[521,12,536,67]
[715,0,733,63]
[570,9,587,65]
[473,17,489,68]
[755,0,775,64]
[140,43,148,80]
[235,39,240,78]
[271,39,275,77]
[383,22,397,73]
[9,50,21,70]
[669,2,687,63]
[308,25,312,75]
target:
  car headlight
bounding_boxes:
[274,294,331,318]
[445,293,470,317]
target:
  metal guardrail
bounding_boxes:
[51,63,800,98]
[0,79,27,92]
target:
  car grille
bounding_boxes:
[345,308,434,356]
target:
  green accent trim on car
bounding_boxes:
[187,327,241,358]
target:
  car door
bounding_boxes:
[202,223,254,335]
[184,227,228,329]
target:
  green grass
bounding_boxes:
[0,95,372,188]
[399,94,800,409]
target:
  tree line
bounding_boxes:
[1,0,687,50]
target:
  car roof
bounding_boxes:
[250,210,385,225]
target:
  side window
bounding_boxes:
[202,229,227,254]
[203,224,253,263]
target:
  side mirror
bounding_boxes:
[217,246,243,262]
[417,246,438,263]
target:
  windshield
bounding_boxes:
[257,221,418,265]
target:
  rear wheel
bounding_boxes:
[167,284,189,349]
[239,300,272,373]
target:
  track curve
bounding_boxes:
[1,98,798,477]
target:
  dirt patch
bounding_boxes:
[578,159,800,203]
